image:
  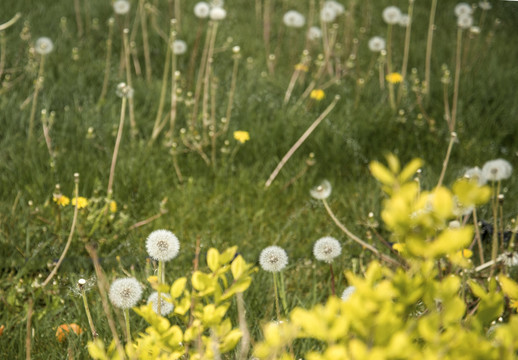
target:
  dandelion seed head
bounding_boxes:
[382,6,402,25]
[498,252,518,267]
[313,236,342,263]
[341,285,356,301]
[147,292,174,316]
[399,14,410,27]
[368,36,386,52]
[482,159,512,182]
[113,0,131,15]
[172,39,187,55]
[320,6,337,23]
[146,229,180,262]
[457,14,473,29]
[210,7,226,20]
[109,277,142,309]
[308,26,322,40]
[324,1,345,15]
[283,10,305,28]
[194,2,210,18]
[35,37,54,55]
[454,3,473,17]
[464,166,487,185]
[259,246,288,272]
[478,1,492,11]
[310,180,332,200]
[116,82,134,99]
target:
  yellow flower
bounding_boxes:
[456,249,473,258]
[233,130,250,144]
[310,89,325,101]
[511,299,518,311]
[295,63,308,72]
[392,243,405,252]
[53,195,70,207]
[109,200,117,213]
[386,72,403,84]
[72,197,88,209]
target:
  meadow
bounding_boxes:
[1,0,518,358]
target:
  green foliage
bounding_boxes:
[88,246,256,359]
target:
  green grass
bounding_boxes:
[1,0,518,358]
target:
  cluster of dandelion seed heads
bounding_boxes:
[368,36,386,52]
[283,10,305,28]
[259,246,288,272]
[35,37,54,55]
[382,6,402,25]
[146,230,180,262]
[341,286,356,301]
[109,277,142,309]
[113,0,130,15]
[482,159,512,182]
[310,180,332,200]
[313,236,342,263]
[147,292,174,316]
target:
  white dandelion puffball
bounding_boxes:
[172,40,187,55]
[310,180,332,200]
[313,236,342,263]
[368,36,386,52]
[498,252,518,267]
[324,1,345,15]
[382,6,402,25]
[194,2,210,18]
[210,7,226,20]
[259,246,288,272]
[116,82,134,99]
[341,286,356,301]
[308,26,322,40]
[283,10,305,28]
[147,292,174,316]
[457,14,473,29]
[464,166,487,185]
[146,229,180,262]
[320,6,337,23]
[109,278,142,309]
[113,0,130,15]
[478,1,492,11]
[35,37,54,55]
[399,14,410,27]
[482,159,513,182]
[454,3,473,17]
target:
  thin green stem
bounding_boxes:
[272,272,281,320]
[107,96,127,197]
[436,131,456,188]
[490,181,501,275]
[424,0,438,96]
[82,289,98,339]
[28,55,45,143]
[157,260,163,316]
[450,28,463,132]
[124,308,132,345]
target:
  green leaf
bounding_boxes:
[87,339,108,360]
[192,271,214,292]
[499,275,518,299]
[452,178,491,207]
[231,255,246,279]
[170,277,187,299]
[219,329,242,353]
[428,227,473,258]
[398,158,423,183]
[370,161,395,187]
[207,248,220,272]
[385,153,400,174]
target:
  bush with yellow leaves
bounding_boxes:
[88,246,257,360]
[254,156,518,359]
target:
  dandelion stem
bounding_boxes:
[329,263,336,296]
[81,288,98,339]
[472,208,485,265]
[450,28,463,132]
[107,96,127,198]
[86,244,126,359]
[25,297,33,360]
[139,0,152,83]
[149,38,171,144]
[490,181,501,275]
[436,131,456,188]
[272,272,281,320]
[322,198,401,267]
[397,0,414,104]
[123,28,137,138]
[73,0,84,38]
[236,292,250,360]
[265,96,340,188]
[42,174,80,287]
[157,260,163,316]
[27,55,45,144]
[225,50,241,126]
[424,0,438,96]
[98,19,114,106]
[124,308,132,345]
[0,12,21,31]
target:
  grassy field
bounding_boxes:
[1,0,518,358]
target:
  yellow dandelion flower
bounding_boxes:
[294,63,308,72]
[456,249,473,258]
[110,200,117,213]
[72,197,88,209]
[310,89,325,101]
[386,72,403,84]
[233,130,250,144]
[511,299,518,311]
[53,195,70,207]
